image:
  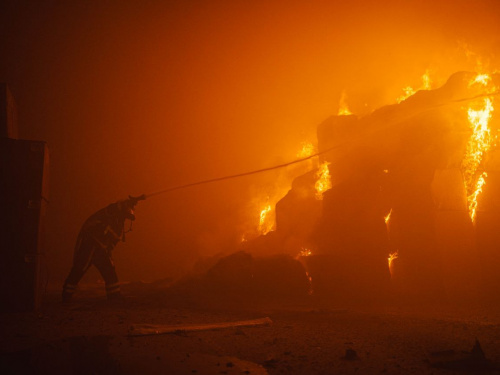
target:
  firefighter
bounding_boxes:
[62,195,145,302]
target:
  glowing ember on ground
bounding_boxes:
[388,251,399,278]
[315,161,332,200]
[462,74,496,222]
[397,70,432,103]
[338,90,352,116]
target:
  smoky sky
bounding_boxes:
[1,0,500,282]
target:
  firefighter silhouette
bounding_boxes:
[62,195,145,302]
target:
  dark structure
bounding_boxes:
[0,84,49,312]
[0,83,18,139]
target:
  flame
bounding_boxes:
[338,90,352,116]
[295,249,314,295]
[421,70,432,90]
[397,70,432,103]
[244,142,320,240]
[397,86,416,103]
[462,73,496,222]
[388,250,399,278]
[258,202,274,235]
[469,74,490,87]
[297,142,315,158]
[468,172,488,223]
[315,161,332,200]
[384,209,392,225]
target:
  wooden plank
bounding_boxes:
[128,317,272,336]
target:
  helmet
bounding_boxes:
[116,199,136,221]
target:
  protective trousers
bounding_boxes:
[62,236,121,300]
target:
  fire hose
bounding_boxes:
[144,148,326,198]
[138,90,500,201]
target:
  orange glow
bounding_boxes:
[315,161,332,200]
[338,90,352,116]
[462,73,496,222]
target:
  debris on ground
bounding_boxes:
[429,339,498,371]
[129,317,272,336]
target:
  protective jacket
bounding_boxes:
[62,199,138,302]
[78,202,132,251]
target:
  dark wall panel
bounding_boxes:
[0,138,49,312]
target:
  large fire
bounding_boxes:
[242,69,499,295]
[315,161,332,200]
[248,142,318,239]
[462,74,496,222]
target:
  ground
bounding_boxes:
[2,282,500,375]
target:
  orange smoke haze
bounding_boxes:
[1,0,500,282]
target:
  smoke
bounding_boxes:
[1,0,500,282]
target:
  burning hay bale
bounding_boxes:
[195,251,312,299]
[296,71,500,301]
[227,71,499,303]
[476,170,500,298]
[204,251,254,293]
[275,170,322,254]
[252,254,312,297]
[309,173,391,301]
